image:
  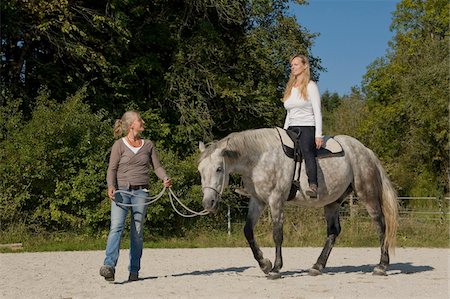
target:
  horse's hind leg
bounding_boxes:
[363,201,389,276]
[309,202,341,276]
[244,198,272,274]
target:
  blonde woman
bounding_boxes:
[100,111,172,282]
[283,55,323,198]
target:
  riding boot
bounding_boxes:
[306,184,318,198]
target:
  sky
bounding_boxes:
[290,0,400,96]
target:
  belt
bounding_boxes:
[128,184,148,190]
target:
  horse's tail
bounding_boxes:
[376,159,399,253]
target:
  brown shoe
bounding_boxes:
[100,265,115,281]
[128,272,139,281]
[306,184,318,198]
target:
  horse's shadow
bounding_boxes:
[112,263,432,283]
[283,262,434,277]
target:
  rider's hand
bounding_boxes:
[315,137,323,149]
[163,177,172,188]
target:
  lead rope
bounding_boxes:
[112,187,209,217]
[168,188,209,217]
[112,154,227,216]
[113,187,166,207]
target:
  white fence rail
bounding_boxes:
[224,196,450,235]
[346,196,450,218]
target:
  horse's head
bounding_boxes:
[198,141,235,212]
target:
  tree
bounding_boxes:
[361,0,449,195]
[1,0,321,154]
[325,88,368,138]
[0,0,128,114]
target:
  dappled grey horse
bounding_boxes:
[198,127,399,278]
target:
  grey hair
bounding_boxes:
[113,111,140,138]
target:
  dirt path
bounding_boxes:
[0,247,448,299]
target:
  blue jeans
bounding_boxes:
[103,188,148,274]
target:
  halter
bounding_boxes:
[202,157,227,196]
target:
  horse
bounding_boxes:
[198,127,399,278]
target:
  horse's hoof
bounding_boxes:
[259,258,272,274]
[267,272,282,280]
[308,268,322,276]
[373,266,388,276]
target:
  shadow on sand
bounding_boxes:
[112,275,158,284]
[112,262,433,283]
[171,266,252,277]
[112,266,252,283]
[282,262,434,277]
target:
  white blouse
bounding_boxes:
[283,81,322,137]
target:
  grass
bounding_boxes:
[0,208,448,253]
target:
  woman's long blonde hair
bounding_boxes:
[283,54,310,101]
[113,111,139,138]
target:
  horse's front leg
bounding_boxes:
[269,199,284,276]
[244,198,272,274]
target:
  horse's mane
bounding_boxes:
[199,128,279,162]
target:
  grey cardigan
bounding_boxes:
[106,138,168,189]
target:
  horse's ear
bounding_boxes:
[199,141,206,152]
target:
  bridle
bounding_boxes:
[201,157,227,196]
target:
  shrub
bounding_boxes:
[0,87,113,231]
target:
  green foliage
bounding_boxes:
[360,0,449,196]
[391,0,449,48]
[0,0,128,105]
[0,0,321,234]
[321,90,341,113]
[2,0,321,156]
[162,0,319,149]
[324,88,368,138]
[0,87,113,230]
[0,91,23,141]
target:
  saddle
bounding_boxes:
[275,127,344,201]
[276,127,344,160]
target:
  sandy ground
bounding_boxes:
[0,247,448,299]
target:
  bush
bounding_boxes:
[0,87,113,231]
[0,87,233,236]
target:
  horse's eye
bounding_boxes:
[216,167,223,172]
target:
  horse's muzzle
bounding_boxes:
[202,194,219,212]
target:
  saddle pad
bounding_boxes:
[275,127,343,158]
